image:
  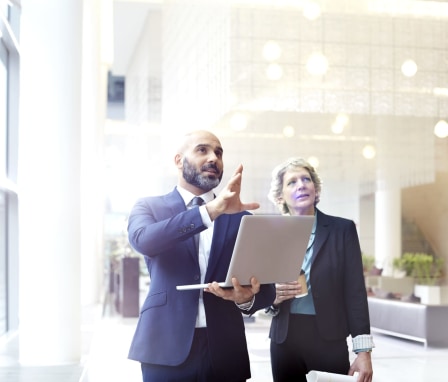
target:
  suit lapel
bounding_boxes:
[164,189,185,215]
[310,209,331,264]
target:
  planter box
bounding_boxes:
[117,257,140,317]
[366,276,414,295]
[414,285,442,305]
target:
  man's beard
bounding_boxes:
[182,158,222,191]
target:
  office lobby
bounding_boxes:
[1,0,448,381]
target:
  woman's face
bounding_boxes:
[279,167,317,216]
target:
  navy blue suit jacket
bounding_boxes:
[127,188,275,381]
[269,209,371,343]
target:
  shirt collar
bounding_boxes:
[176,185,214,206]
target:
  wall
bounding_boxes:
[402,171,448,284]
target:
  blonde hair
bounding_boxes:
[268,157,322,214]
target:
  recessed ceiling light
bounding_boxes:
[401,59,418,77]
[434,120,448,138]
[230,112,248,131]
[266,63,283,80]
[306,53,328,76]
[262,40,282,62]
[283,125,295,137]
[362,145,376,159]
[307,156,319,169]
[303,2,321,21]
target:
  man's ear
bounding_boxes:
[174,153,183,169]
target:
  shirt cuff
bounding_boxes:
[352,334,375,353]
[235,295,255,311]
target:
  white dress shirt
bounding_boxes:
[177,186,214,327]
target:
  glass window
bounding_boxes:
[0,21,8,336]
[0,40,6,176]
[0,191,5,335]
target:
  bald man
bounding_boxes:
[127,130,275,382]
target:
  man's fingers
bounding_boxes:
[242,202,260,211]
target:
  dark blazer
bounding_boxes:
[127,188,275,381]
[270,209,371,344]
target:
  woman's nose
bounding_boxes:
[296,180,305,189]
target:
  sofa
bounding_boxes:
[368,296,448,347]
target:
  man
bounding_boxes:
[127,130,275,382]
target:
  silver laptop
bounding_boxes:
[176,214,315,290]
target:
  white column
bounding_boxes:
[18,0,82,365]
[374,187,401,275]
[80,0,109,307]
[374,120,402,276]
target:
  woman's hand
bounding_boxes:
[349,351,373,382]
[273,281,303,306]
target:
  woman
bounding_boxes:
[265,157,374,382]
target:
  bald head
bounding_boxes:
[176,130,221,155]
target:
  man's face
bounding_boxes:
[182,156,222,191]
[178,131,224,192]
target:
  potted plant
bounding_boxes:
[412,253,444,286]
[362,253,376,275]
[398,252,445,304]
[362,253,381,293]
[393,254,414,278]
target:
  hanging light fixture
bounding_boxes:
[307,156,320,169]
[331,113,349,134]
[434,119,448,138]
[262,40,282,62]
[283,125,295,137]
[230,112,248,131]
[303,2,321,21]
[401,59,418,77]
[266,63,283,80]
[362,145,376,159]
[306,52,328,76]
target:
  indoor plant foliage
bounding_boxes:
[362,253,375,274]
[394,252,445,286]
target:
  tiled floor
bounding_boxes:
[1,307,448,381]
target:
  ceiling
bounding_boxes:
[111,0,448,77]
[108,0,448,215]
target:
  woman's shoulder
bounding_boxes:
[317,209,355,227]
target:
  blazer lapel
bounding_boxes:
[310,209,331,264]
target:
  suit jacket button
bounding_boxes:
[194,275,200,281]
